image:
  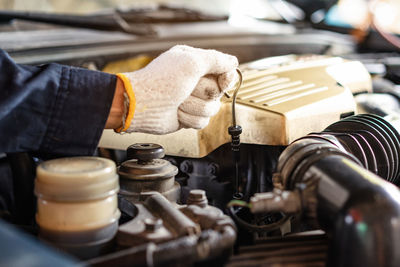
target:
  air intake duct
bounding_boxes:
[264,114,400,267]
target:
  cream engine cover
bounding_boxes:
[99,54,371,158]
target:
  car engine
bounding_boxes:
[2,2,400,267]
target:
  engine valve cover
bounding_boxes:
[100,54,371,157]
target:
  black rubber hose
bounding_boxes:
[323,114,400,184]
[275,114,400,267]
[308,155,400,267]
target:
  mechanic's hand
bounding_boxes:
[116,45,238,134]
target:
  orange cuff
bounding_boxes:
[115,73,136,132]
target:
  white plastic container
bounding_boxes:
[35,156,120,258]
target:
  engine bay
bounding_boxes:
[2,2,400,266]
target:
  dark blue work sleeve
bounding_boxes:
[0,50,117,156]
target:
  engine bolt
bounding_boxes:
[187,189,208,207]
[180,160,193,174]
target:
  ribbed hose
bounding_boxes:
[275,114,400,267]
[323,114,400,183]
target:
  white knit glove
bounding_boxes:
[116,45,238,134]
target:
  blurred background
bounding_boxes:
[0,0,399,32]
[1,0,400,43]
[0,0,231,15]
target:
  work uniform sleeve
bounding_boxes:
[0,50,116,156]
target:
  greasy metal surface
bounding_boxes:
[227,231,327,267]
[117,198,213,245]
[117,201,174,247]
[186,189,208,208]
[118,159,177,180]
[144,193,199,237]
[118,143,179,202]
[110,192,236,266]
[118,162,178,202]
[126,143,165,161]
[250,189,302,214]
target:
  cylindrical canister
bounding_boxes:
[118,143,180,202]
[35,157,120,259]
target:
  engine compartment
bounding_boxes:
[2,5,400,266]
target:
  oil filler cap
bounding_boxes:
[127,143,165,161]
[119,143,178,180]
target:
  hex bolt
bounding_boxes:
[207,162,219,176]
[180,160,193,174]
[187,189,208,207]
[165,156,178,167]
[144,218,163,232]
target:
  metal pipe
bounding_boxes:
[153,226,236,266]
[230,69,243,127]
[144,193,199,237]
[227,68,243,198]
[88,191,236,266]
[86,222,236,267]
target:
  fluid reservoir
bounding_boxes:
[35,156,120,259]
[118,143,180,202]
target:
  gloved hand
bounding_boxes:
[116,45,238,134]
